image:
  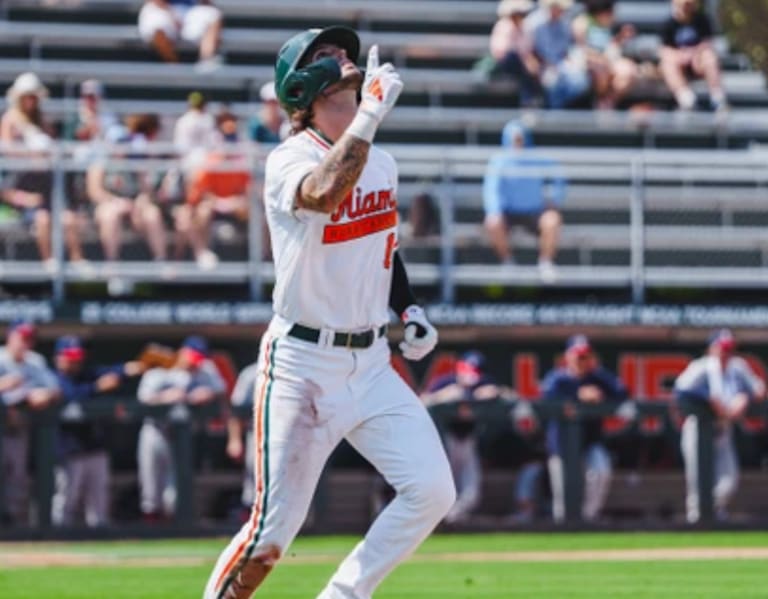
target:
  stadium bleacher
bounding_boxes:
[0,0,766,302]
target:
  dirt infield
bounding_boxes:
[3,547,768,568]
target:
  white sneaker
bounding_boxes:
[538,260,558,283]
[42,258,59,275]
[195,55,223,74]
[71,259,96,279]
[196,250,219,271]
[107,277,134,296]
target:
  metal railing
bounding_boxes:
[2,143,768,303]
[3,395,766,531]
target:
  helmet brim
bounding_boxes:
[298,26,361,67]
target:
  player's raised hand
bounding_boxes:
[360,45,403,120]
[347,45,403,143]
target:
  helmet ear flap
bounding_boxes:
[279,57,342,112]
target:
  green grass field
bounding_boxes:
[1,532,767,598]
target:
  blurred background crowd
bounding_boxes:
[2,316,767,530]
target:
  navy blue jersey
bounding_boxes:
[426,373,497,401]
[56,365,124,458]
[541,367,627,455]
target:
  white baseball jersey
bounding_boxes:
[675,355,764,416]
[263,128,399,331]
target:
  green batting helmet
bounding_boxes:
[274,25,361,113]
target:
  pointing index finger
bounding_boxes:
[366,44,379,73]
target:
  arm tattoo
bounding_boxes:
[298,134,370,213]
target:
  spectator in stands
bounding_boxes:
[0,72,86,272]
[402,192,440,239]
[136,336,226,521]
[0,319,59,525]
[63,80,120,253]
[225,361,258,520]
[52,336,146,528]
[488,0,541,107]
[138,0,223,71]
[659,0,726,112]
[527,0,590,108]
[572,0,639,109]
[176,109,251,270]
[65,79,119,143]
[675,329,765,523]
[482,120,564,282]
[248,82,288,144]
[541,334,627,522]
[86,113,170,265]
[173,91,216,176]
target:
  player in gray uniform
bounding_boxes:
[0,319,59,524]
[226,362,258,513]
[675,329,765,523]
[136,336,226,520]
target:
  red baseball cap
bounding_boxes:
[8,318,36,341]
[55,335,85,361]
[708,329,736,352]
[180,336,209,367]
[565,334,592,357]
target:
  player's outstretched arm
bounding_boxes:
[299,45,403,213]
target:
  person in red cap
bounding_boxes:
[136,336,226,521]
[0,319,59,525]
[421,351,513,406]
[541,334,627,522]
[675,329,765,523]
[52,336,145,528]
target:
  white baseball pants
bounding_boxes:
[549,443,612,522]
[137,422,177,517]
[52,451,110,527]
[680,415,739,523]
[204,323,455,599]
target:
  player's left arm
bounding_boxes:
[390,251,437,361]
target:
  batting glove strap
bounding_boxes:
[346,109,380,144]
[399,305,438,361]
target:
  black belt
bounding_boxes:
[288,323,388,349]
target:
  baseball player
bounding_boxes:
[675,329,765,523]
[0,319,59,524]
[541,335,627,522]
[52,335,145,527]
[204,26,453,599]
[225,362,258,514]
[137,336,226,521]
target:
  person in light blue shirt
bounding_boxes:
[526,0,590,108]
[483,120,565,281]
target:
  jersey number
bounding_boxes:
[383,232,396,269]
